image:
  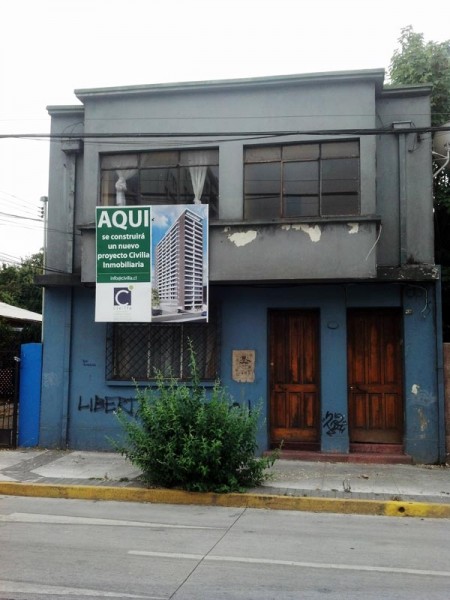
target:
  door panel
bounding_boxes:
[347,309,403,444]
[269,310,320,447]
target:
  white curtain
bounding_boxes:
[115,169,137,205]
[187,152,208,204]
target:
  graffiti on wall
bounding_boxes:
[78,395,135,415]
[322,411,347,436]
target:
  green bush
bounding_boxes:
[116,348,276,493]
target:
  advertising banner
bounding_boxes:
[95,206,152,322]
[95,204,208,323]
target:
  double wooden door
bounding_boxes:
[269,308,404,448]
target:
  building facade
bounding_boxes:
[37,70,445,463]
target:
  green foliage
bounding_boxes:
[389,27,450,340]
[0,252,43,352]
[0,252,43,314]
[389,26,450,126]
[116,347,276,493]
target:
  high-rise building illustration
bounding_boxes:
[155,209,204,310]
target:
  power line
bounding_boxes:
[1,123,450,140]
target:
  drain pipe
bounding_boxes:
[393,121,413,265]
[59,140,81,448]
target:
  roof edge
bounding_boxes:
[75,69,386,100]
[47,105,84,117]
[381,84,433,99]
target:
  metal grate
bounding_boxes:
[106,312,220,381]
[0,351,19,447]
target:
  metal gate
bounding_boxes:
[0,351,19,448]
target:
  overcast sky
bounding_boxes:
[1,0,448,262]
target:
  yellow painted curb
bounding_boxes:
[0,482,449,518]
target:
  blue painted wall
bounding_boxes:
[19,343,42,447]
[402,284,440,463]
[38,282,441,462]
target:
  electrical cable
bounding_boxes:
[1,123,450,140]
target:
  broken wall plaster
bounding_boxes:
[282,224,321,241]
[227,230,258,247]
[300,224,321,242]
[347,223,359,234]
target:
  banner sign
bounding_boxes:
[95,204,208,323]
[95,206,152,322]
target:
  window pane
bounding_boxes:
[245,197,280,219]
[284,196,319,217]
[202,165,219,218]
[245,163,280,195]
[321,141,359,158]
[140,167,178,203]
[100,171,117,206]
[284,161,319,195]
[244,162,280,219]
[179,149,219,166]
[283,144,319,161]
[140,151,179,168]
[321,194,359,216]
[101,154,138,169]
[245,146,281,163]
[321,158,359,193]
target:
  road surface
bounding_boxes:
[0,495,449,598]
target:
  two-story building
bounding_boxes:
[37,69,445,463]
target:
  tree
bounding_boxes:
[389,26,450,340]
[389,26,450,126]
[0,251,43,351]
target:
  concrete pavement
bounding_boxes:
[0,448,449,518]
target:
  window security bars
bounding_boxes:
[106,318,220,381]
[0,351,19,448]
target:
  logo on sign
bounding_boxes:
[114,287,132,307]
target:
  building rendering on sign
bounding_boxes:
[155,208,205,312]
[37,69,445,463]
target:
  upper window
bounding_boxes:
[244,141,359,219]
[100,149,219,218]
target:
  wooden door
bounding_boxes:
[269,310,320,448]
[347,309,403,444]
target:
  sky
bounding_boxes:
[0,0,449,263]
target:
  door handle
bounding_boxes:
[349,385,364,392]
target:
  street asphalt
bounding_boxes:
[0,448,449,518]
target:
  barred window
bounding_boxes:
[106,317,220,381]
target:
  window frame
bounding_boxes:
[243,140,360,220]
[100,148,219,217]
[105,308,221,382]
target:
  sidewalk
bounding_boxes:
[1,448,449,518]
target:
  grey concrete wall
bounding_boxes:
[376,92,434,266]
[46,108,84,275]
[45,72,434,285]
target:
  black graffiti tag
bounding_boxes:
[322,411,347,436]
[78,395,135,415]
